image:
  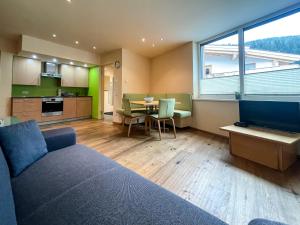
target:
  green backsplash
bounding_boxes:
[12,77,88,97]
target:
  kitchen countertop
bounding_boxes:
[12,96,92,98]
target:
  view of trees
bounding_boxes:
[245,35,300,55]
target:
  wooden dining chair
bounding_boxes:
[122,98,146,137]
[149,98,176,140]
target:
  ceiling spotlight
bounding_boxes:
[52,58,57,62]
[52,34,56,38]
[70,61,74,65]
[66,0,72,2]
[93,46,96,50]
[160,37,164,41]
[152,43,155,47]
[141,38,146,43]
[83,64,88,67]
[75,41,79,45]
[32,54,37,59]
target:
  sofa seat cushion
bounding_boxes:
[174,109,192,118]
[0,120,48,177]
[12,145,227,225]
[0,147,17,225]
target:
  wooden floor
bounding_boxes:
[42,118,300,225]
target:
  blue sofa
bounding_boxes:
[0,127,287,225]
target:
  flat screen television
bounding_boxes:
[239,100,300,133]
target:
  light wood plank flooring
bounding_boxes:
[41,119,300,225]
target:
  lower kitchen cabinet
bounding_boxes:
[76,97,92,118]
[12,98,42,122]
[63,98,77,119]
[12,97,92,123]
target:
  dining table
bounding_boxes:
[130,100,181,134]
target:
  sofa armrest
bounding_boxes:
[42,127,76,152]
[248,219,288,225]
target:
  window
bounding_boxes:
[200,34,240,95]
[244,11,300,95]
[199,7,300,99]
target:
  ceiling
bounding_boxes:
[0,0,299,58]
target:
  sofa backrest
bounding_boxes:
[123,93,147,109]
[0,146,17,225]
[166,93,192,111]
[122,93,192,112]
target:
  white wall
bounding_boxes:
[150,43,193,93]
[0,51,13,118]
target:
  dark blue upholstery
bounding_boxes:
[42,127,76,152]
[0,120,48,177]
[248,219,288,225]
[0,147,17,225]
[12,144,228,225]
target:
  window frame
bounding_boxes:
[197,3,300,101]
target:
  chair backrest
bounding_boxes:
[158,98,175,118]
[122,98,131,116]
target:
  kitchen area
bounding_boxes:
[11,56,96,124]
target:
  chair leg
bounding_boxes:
[128,118,133,137]
[122,116,125,128]
[157,119,162,140]
[149,117,151,135]
[163,120,166,133]
[171,118,176,139]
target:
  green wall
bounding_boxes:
[88,67,101,119]
[12,77,88,97]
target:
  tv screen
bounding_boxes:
[239,100,300,133]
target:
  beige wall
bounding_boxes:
[0,51,13,118]
[21,35,100,65]
[192,100,239,136]
[122,49,150,94]
[150,41,240,136]
[150,42,193,94]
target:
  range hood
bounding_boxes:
[41,62,62,78]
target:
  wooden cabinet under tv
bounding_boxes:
[221,125,300,171]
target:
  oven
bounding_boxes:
[42,97,63,116]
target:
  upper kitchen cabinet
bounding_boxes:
[75,66,89,87]
[61,64,89,88]
[13,57,42,85]
[61,64,75,87]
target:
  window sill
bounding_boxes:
[193,98,238,102]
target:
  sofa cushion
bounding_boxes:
[12,145,227,225]
[151,93,167,100]
[174,109,192,118]
[166,93,192,111]
[0,120,48,177]
[248,219,287,225]
[0,147,17,225]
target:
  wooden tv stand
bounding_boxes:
[221,125,300,171]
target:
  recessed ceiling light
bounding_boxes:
[66,0,72,3]
[52,34,56,38]
[152,43,155,47]
[70,61,74,65]
[52,58,57,62]
[141,38,146,43]
[160,37,164,41]
[93,46,96,50]
[32,54,37,59]
[83,64,88,67]
[75,41,79,45]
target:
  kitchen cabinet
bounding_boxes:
[75,67,89,87]
[60,64,75,87]
[63,97,77,119]
[76,97,92,117]
[61,64,89,88]
[13,57,41,85]
[12,98,42,122]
